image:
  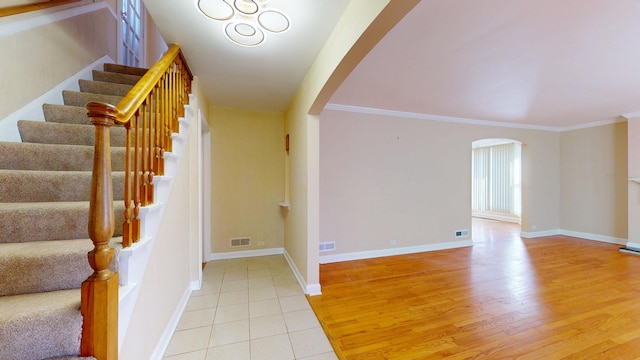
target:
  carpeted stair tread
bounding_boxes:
[92,70,141,86]
[104,63,148,76]
[18,120,128,147]
[0,201,125,244]
[0,170,125,202]
[62,90,122,108]
[0,142,127,171]
[79,79,133,97]
[0,239,93,296]
[0,289,83,360]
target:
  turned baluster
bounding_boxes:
[81,101,118,360]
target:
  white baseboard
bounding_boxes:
[319,240,473,264]
[520,228,627,245]
[150,284,193,360]
[209,247,284,260]
[282,249,321,296]
[0,54,113,142]
[559,229,626,245]
[624,242,640,251]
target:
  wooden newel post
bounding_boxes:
[81,102,119,360]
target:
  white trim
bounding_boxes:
[324,103,630,133]
[624,242,640,251]
[149,285,193,360]
[0,1,116,38]
[622,112,640,120]
[559,230,626,245]
[520,229,560,238]
[520,228,627,244]
[319,240,473,264]
[283,249,320,295]
[324,103,560,132]
[0,55,113,142]
[209,247,284,260]
[558,117,627,132]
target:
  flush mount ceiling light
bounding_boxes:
[196,0,290,47]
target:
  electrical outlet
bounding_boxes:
[389,240,397,246]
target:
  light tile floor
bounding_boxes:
[162,255,337,360]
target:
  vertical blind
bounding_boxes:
[472,142,521,218]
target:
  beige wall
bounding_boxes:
[0,5,116,120]
[628,117,640,247]
[210,107,285,254]
[283,0,418,293]
[560,123,628,239]
[319,109,563,255]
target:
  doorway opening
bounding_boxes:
[471,138,522,239]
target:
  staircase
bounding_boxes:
[0,63,147,360]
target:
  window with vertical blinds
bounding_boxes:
[472,141,521,222]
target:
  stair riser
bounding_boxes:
[19,120,130,147]
[92,70,141,85]
[79,79,132,97]
[0,171,125,202]
[0,203,125,244]
[104,63,148,77]
[43,104,90,125]
[43,104,160,127]
[0,241,93,296]
[62,90,122,107]
[0,143,128,171]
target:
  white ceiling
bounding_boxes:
[330,0,640,129]
[146,0,640,129]
[144,0,350,112]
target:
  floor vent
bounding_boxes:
[319,241,336,252]
[230,237,251,248]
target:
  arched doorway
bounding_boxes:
[471,138,522,240]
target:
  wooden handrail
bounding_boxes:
[82,44,192,359]
[0,0,81,17]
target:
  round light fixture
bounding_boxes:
[196,0,290,47]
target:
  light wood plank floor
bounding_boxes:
[307,219,640,359]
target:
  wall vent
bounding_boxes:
[319,241,336,252]
[454,229,469,238]
[230,237,251,248]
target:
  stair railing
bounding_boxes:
[83,44,192,359]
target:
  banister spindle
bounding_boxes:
[147,88,155,204]
[121,112,134,248]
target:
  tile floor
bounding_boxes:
[162,255,337,360]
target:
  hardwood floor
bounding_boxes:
[307,219,640,359]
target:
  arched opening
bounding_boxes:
[471,138,522,239]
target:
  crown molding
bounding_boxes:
[324,103,559,131]
[324,103,631,132]
[621,111,640,120]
